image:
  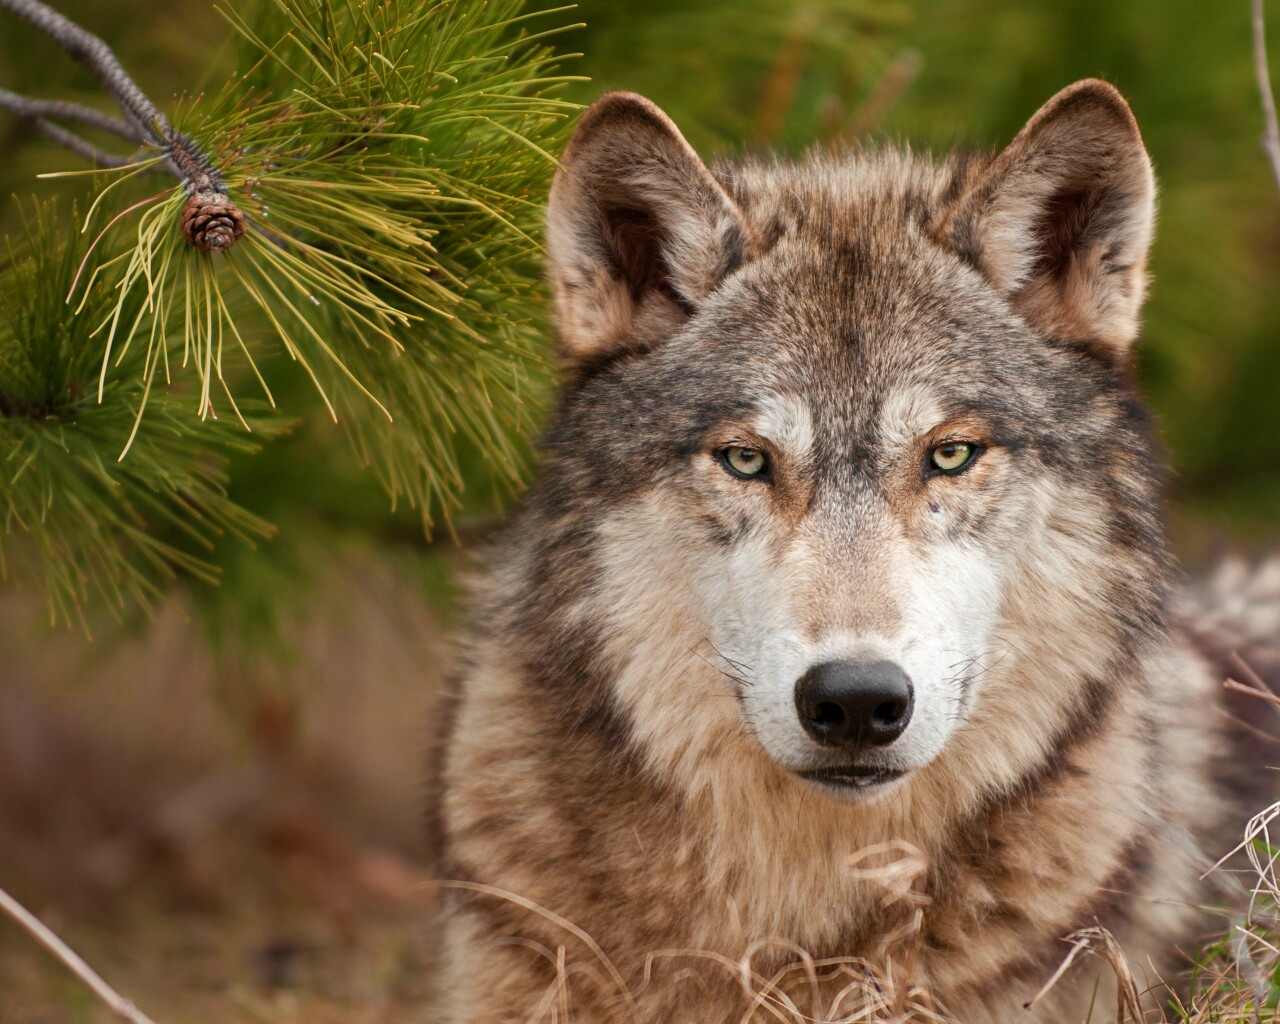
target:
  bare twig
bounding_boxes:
[17,116,144,168]
[166,131,227,195]
[0,883,160,1024]
[0,0,168,142]
[0,87,142,142]
[1228,652,1280,711]
[1226,676,1280,710]
[1253,0,1280,191]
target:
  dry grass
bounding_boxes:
[429,837,1279,1024]
[438,855,943,1024]
[429,838,1280,1024]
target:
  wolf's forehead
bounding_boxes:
[732,273,965,441]
[750,393,815,455]
[747,375,946,455]
[709,238,1018,438]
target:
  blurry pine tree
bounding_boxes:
[0,0,577,633]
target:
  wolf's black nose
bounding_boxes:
[794,660,913,751]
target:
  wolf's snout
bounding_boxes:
[794,660,914,751]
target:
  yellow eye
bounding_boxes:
[721,445,769,479]
[929,442,977,475]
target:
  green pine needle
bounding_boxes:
[0,203,279,631]
[70,0,579,529]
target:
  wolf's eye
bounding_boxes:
[928,442,978,476]
[719,445,770,480]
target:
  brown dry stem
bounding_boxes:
[0,883,161,1024]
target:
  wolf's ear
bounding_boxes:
[936,79,1155,360]
[546,92,755,367]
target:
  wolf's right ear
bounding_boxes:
[546,93,756,367]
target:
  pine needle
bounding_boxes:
[59,0,575,529]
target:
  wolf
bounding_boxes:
[437,79,1280,1023]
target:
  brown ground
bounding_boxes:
[0,553,450,1024]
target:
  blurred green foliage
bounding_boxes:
[2,0,1278,655]
[0,204,279,628]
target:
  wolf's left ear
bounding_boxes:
[546,92,756,367]
[936,79,1155,360]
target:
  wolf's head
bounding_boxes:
[508,80,1170,806]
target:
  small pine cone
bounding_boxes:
[181,190,246,253]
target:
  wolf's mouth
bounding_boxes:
[795,765,907,791]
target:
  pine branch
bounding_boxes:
[8,113,142,168]
[0,0,249,252]
[55,0,576,528]
[4,0,577,563]
[0,87,143,142]
[0,0,168,142]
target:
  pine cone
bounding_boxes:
[181,190,246,253]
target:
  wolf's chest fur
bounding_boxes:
[437,80,1277,1023]
[442,639,1229,1022]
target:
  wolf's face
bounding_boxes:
[529,82,1168,802]
[624,249,1040,794]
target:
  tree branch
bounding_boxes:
[18,115,143,167]
[0,0,260,251]
[0,84,147,167]
[0,884,161,1024]
[0,87,144,142]
[0,0,168,143]
[1253,0,1280,191]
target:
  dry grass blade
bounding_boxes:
[1226,677,1280,710]
[432,838,946,1024]
[847,839,931,1018]
[1210,800,1280,918]
[1209,663,1280,920]
[1025,926,1144,1023]
[736,941,812,1024]
[847,840,930,909]
[432,879,638,1018]
[0,884,161,1024]
[1226,652,1280,711]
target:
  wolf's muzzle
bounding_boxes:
[794,660,914,753]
